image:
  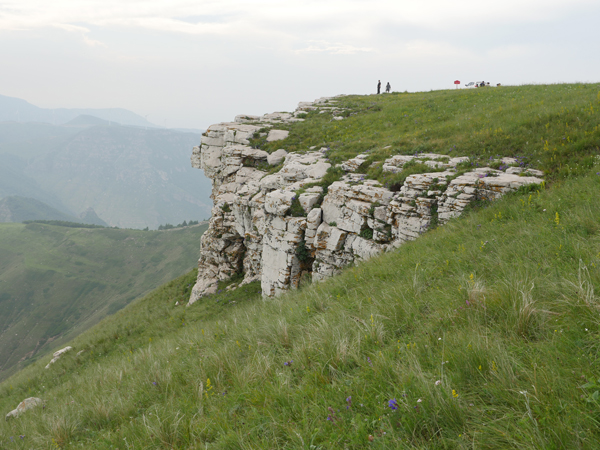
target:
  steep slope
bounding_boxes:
[0,222,207,381]
[0,170,598,448]
[1,84,599,449]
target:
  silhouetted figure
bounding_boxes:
[386,82,391,93]
[377,80,381,94]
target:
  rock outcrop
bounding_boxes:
[188,98,544,304]
[5,397,42,420]
[45,346,72,369]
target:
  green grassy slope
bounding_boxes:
[1,171,598,449]
[255,83,599,182]
[1,84,599,449]
[0,222,207,382]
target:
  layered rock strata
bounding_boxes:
[189,98,544,304]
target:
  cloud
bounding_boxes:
[53,23,106,47]
[2,0,597,37]
[295,40,374,55]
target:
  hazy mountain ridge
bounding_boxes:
[0,97,211,229]
[0,196,83,223]
[0,94,156,128]
[22,125,211,228]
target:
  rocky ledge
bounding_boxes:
[188,97,544,304]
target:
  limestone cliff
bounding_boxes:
[189,97,544,304]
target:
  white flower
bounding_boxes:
[435,380,441,386]
[417,398,422,403]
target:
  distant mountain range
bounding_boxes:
[0,95,212,229]
[0,196,107,226]
[0,94,156,128]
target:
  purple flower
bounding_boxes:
[346,396,352,409]
[153,382,157,385]
[367,357,373,367]
[388,399,399,410]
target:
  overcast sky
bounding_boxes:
[1,0,598,129]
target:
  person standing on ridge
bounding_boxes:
[386,82,391,93]
[377,80,381,94]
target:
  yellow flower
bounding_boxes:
[452,389,459,398]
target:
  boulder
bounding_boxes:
[266,130,290,142]
[268,149,288,166]
[5,397,42,420]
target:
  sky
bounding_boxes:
[1,0,598,129]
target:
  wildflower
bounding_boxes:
[417,398,422,403]
[20,435,25,439]
[388,398,398,410]
[152,382,157,385]
[452,390,459,398]
[284,360,293,366]
[346,396,352,409]
[327,406,337,423]
[435,380,442,386]
[367,357,373,366]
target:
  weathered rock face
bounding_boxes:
[5,397,42,420]
[45,346,72,369]
[188,98,544,304]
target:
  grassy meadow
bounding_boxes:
[0,83,599,449]
[254,83,600,181]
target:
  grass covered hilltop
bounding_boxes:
[1,83,600,449]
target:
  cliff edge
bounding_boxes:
[189,97,544,304]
